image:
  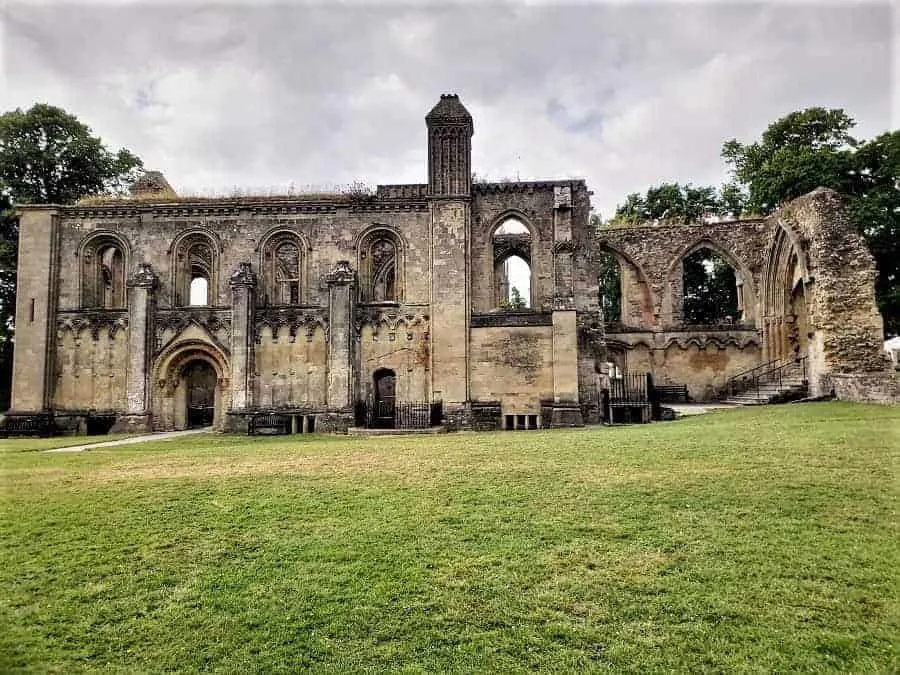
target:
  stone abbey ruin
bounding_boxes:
[7,94,897,435]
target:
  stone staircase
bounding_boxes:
[722,358,809,406]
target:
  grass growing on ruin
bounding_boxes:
[1,403,897,672]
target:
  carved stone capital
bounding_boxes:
[552,239,576,254]
[230,262,256,288]
[128,263,158,289]
[326,260,356,286]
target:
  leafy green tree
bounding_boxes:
[0,104,142,204]
[723,109,898,335]
[722,107,857,214]
[611,182,735,225]
[0,103,143,407]
[682,249,739,325]
[597,250,622,323]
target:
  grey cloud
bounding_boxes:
[1,1,894,218]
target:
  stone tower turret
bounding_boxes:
[426,94,473,197]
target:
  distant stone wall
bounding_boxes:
[829,373,900,404]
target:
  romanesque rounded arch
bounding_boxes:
[356,224,406,303]
[76,230,132,309]
[168,228,221,307]
[257,226,311,306]
[153,338,230,430]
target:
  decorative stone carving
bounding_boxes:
[128,262,158,288]
[554,186,572,208]
[255,307,329,343]
[325,260,356,286]
[354,305,429,339]
[492,233,532,262]
[57,311,129,341]
[230,261,256,288]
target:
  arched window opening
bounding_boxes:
[274,241,301,305]
[174,235,218,307]
[495,218,529,235]
[492,217,533,310]
[81,238,126,309]
[496,255,531,309]
[682,247,739,324]
[597,250,622,324]
[360,232,401,303]
[189,276,209,306]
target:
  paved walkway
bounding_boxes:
[667,403,740,416]
[44,427,212,453]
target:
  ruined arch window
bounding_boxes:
[174,235,218,307]
[359,231,402,303]
[81,237,126,309]
[262,236,304,306]
[597,250,622,323]
[492,218,532,309]
[682,247,739,324]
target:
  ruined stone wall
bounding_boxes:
[472,181,592,312]
[254,326,328,408]
[771,189,885,394]
[357,318,431,403]
[52,321,127,411]
[828,373,900,404]
[470,325,554,412]
[55,203,433,311]
[596,218,769,327]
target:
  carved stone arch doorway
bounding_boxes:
[153,341,230,431]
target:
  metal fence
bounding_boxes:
[603,373,653,424]
[354,399,443,429]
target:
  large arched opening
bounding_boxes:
[492,217,533,309]
[153,341,230,431]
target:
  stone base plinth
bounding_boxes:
[111,413,153,434]
[549,403,584,428]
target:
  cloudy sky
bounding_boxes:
[1,0,895,218]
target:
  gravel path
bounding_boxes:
[43,427,212,453]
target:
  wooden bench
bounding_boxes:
[654,384,690,403]
[248,413,291,436]
[0,414,53,438]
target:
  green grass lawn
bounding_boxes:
[1,403,898,673]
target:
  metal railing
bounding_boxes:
[727,356,808,400]
[354,399,443,429]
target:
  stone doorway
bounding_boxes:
[184,359,216,428]
[373,368,396,428]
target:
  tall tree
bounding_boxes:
[723,109,898,335]
[611,182,737,225]
[0,103,143,407]
[0,104,142,204]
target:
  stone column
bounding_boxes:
[112,263,157,433]
[229,262,256,413]
[550,296,584,427]
[325,260,356,412]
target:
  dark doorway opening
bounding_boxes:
[373,368,396,428]
[184,360,216,428]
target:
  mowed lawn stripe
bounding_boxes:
[1,402,897,672]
